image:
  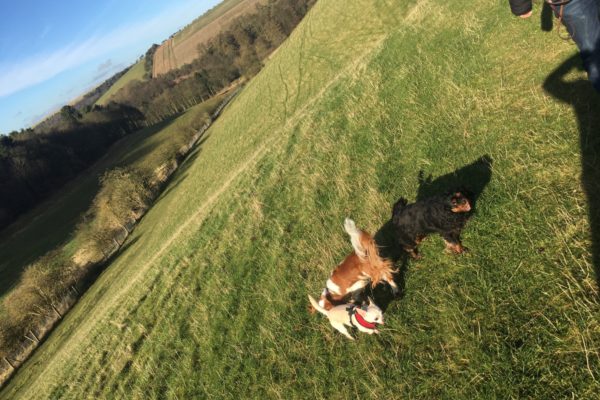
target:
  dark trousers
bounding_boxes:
[556,0,600,90]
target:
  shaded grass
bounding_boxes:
[2,0,600,398]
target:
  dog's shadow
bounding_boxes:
[416,155,493,207]
[370,155,493,312]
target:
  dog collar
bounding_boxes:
[347,306,377,330]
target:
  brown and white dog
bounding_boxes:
[314,218,397,311]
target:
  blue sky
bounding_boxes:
[0,0,222,133]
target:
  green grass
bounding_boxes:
[0,95,225,299]
[2,0,600,398]
[96,59,147,106]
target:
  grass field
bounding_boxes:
[2,0,600,398]
[95,59,147,106]
[0,95,225,299]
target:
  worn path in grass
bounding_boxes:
[2,0,600,398]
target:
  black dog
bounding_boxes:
[392,191,472,259]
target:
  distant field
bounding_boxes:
[152,0,263,76]
[0,95,226,300]
[175,0,246,43]
[96,59,146,105]
[3,0,600,398]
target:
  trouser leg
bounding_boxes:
[556,0,600,90]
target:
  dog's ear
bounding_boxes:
[367,296,375,306]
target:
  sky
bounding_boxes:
[0,0,222,134]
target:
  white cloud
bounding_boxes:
[0,1,213,98]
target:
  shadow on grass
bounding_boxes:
[416,155,493,207]
[82,236,142,287]
[543,54,600,288]
[117,113,183,167]
[371,156,493,311]
[155,135,209,202]
[372,221,410,312]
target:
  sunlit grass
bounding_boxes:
[2,0,599,398]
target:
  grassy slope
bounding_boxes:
[3,0,600,398]
[95,59,146,106]
[0,96,225,299]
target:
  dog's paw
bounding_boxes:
[406,249,422,260]
[444,242,467,255]
[452,245,469,255]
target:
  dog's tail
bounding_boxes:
[362,235,396,287]
[344,218,367,258]
[392,197,408,218]
[344,217,396,286]
[308,295,328,316]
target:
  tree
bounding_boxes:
[76,213,121,259]
[93,168,152,236]
[60,105,82,126]
[144,44,160,79]
[0,135,14,147]
[0,312,20,369]
[6,251,74,321]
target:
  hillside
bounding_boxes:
[31,68,131,133]
[0,95,226,300]
[2,0,599,398]
[152,0,263,76]
[95,59,146,106]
